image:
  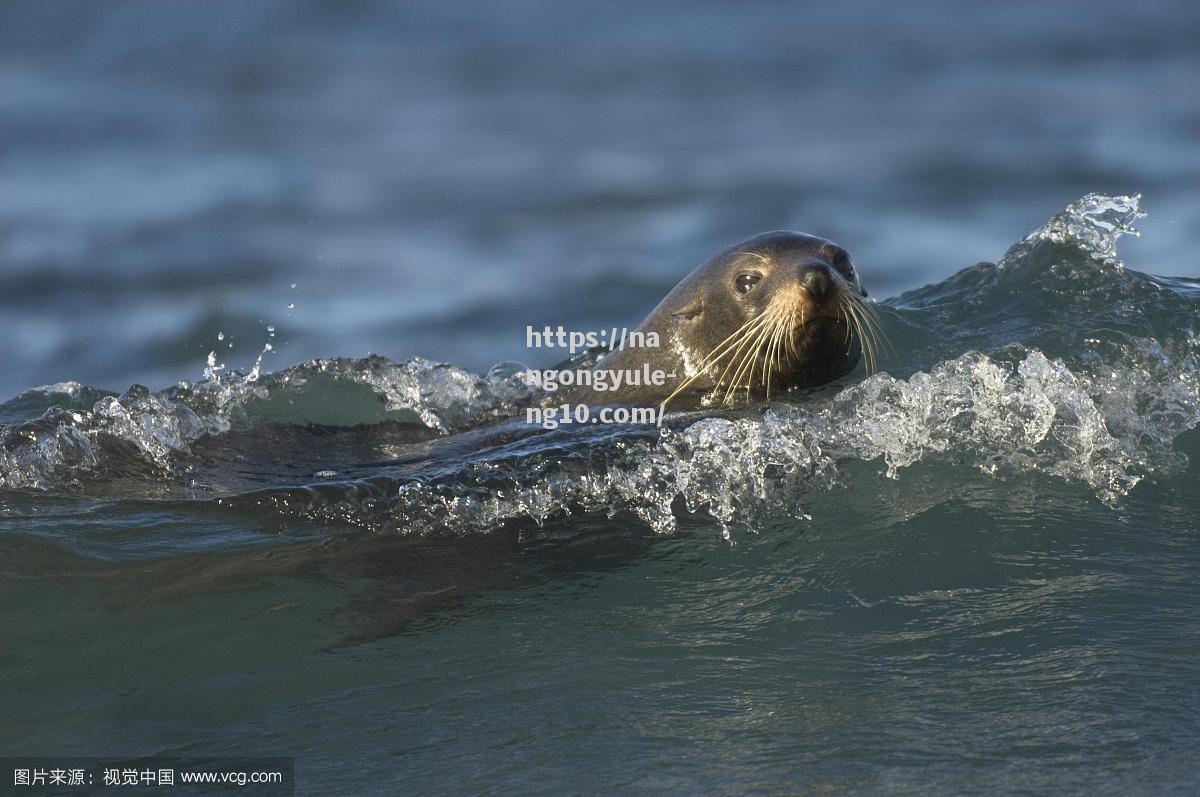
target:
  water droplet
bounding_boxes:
[487,361,530,381]
[217,331,225,341]
[287,303,295,310]
[290,283,297,289]
[267,325,276,334]
[203,350,226,381]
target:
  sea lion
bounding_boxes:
[573,231,877,409]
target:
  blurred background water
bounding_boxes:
[2,0,1198,398]
[3,3,1200,797]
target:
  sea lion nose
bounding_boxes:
[799,262,834,303]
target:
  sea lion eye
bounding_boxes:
[735,273,761,294]
[829,249,856,280]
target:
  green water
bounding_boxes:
[3,198,1199,794]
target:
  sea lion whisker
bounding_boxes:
[659,312,773,410]
[768,312,777,396]
[765,308,788,399]
[851,301,878,374]
[843,300,872,373]
[760,307,781,399]
[695,313,770,378]
[838,305,855,356]
[712,311,775,396]
[854,299,888,370]
[846,293,882,340]
[773,313,787,398]
[722,323,765,403]
[852,297,893,359]
[772,301,796,394]
[782,302,804,361]
[724,314,776,404]
[722,318,768,404]
[856,304,878,375]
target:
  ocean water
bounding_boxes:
[3,196,1199,794]
[4,2,1200,795]
[3,0,1200,398]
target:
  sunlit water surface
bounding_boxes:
[2,196,1199,794]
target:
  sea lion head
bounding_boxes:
[654,231,875,407]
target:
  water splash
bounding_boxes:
[0,356,537,490]
[212,194,1200,536]
[245,344,271,383]
[203,351,226,381]
[1025,193,1145,263]
[292,338,1194,538]
[2,195,1198,541]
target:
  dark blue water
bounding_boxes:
[3,2,1200,795]
[3,0,1199,397]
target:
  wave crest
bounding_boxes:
[3,194,1198,541]
[0,356,534,490]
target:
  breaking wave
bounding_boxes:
[2,195,1198,539]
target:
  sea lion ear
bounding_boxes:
[671,300,703,320]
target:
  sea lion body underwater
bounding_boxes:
[571,231,877,409]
